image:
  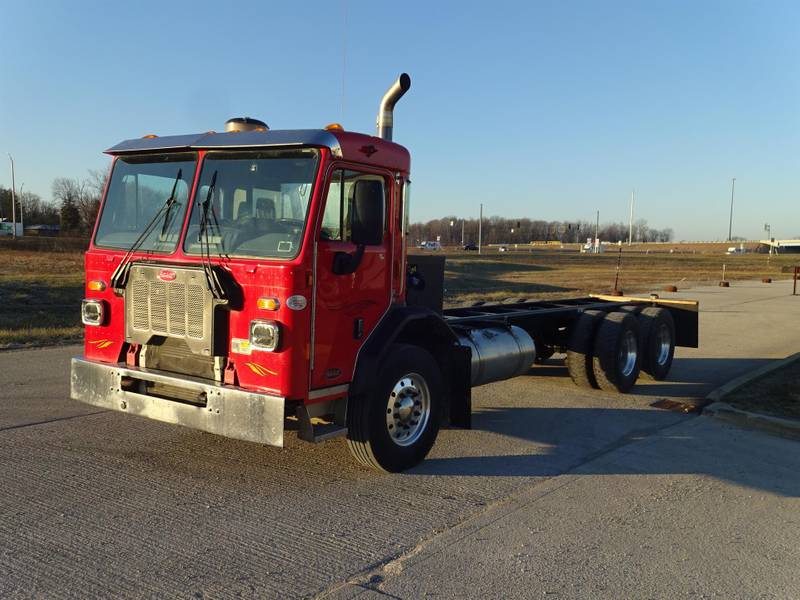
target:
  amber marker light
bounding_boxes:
[142,134,158,138]
[325,123,344,131]
[88,280,107,292]
[257,297,280,311]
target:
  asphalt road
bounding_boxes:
[1,280,798,599]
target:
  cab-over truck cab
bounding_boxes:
[73,74,466,471]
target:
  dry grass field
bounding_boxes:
[0,249,84,346]
[0,241,797,347]
[725,360,800,420]
[426,242,798,305]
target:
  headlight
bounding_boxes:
[81,299,105,326]
[250,319,280,351]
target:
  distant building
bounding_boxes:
[757,239,800,254]
[0,221,23,237]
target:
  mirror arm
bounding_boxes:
[332,244,365,275]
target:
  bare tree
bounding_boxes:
[52,172,105,234]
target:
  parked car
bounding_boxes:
[419,241,442,251]
[498,246,508,252]
[463,243,478,251]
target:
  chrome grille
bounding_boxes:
[168,282,186,337]
[125,265,215,356]
[131,280,149,330]
[187,285,205,339]
[150,280,168,333]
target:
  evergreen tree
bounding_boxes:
[60,196,81,231]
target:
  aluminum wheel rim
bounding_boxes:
[385,372,430,447]
[618,330,638,378]
[655,323,672,366]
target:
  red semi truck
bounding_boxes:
[72,74,698,472]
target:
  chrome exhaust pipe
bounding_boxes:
[376,73,411,141]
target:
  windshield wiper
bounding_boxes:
[197,171,227,300]
[159,171,184,240]
[110,168,183,291]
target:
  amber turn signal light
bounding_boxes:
[257,297,280,311]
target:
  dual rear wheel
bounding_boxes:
[566,307,676,393]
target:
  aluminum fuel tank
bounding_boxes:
[455,325,537,387]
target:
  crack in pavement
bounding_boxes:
[0,410,108,434]
[315,413,697,599]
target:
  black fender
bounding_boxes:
[350,304,472,428]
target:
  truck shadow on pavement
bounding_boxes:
[527,357,778,400]
[413,405,800,496]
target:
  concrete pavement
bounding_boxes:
[328,417,800,599]
[0,279,798,598]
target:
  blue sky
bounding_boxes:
[1,0,797,240]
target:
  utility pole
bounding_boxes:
[18,183,24,232]
[478,203,483,255]
[8,154,17,239]
[628,189,634,245]
[728,177,736,241]
[461,220,464,246]
[595,210,599,254]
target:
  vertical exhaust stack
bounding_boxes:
[376,73,411,141]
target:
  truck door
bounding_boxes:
[311,167,393,392]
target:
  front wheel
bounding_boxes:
[347,344,443,472]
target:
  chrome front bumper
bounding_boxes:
[70,357,285,447]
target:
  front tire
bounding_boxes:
[347,344,443,472]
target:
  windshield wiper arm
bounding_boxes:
[110,168,183,290]
[197,171,226,300]
[159,170,184,240]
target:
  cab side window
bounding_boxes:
[321,169,386,242]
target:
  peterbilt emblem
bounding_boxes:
[158,269,177,282]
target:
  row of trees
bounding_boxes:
[409,216,674,246]
[0,187,59,226]
[0,169,108,233]
[3,173,674,244]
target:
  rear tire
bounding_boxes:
[639,307,676,380]
[592,312,641,393]
[347,344,443,472]
[566,310,604,388]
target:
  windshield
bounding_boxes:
[183,149,319,259]
[94,153,196,252]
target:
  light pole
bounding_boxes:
[628,189,634,245]
[728,177,736,241]
[478,204,483,254]
[8,154,17,239]
[764,223,772,255]
[18,183,24,233]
